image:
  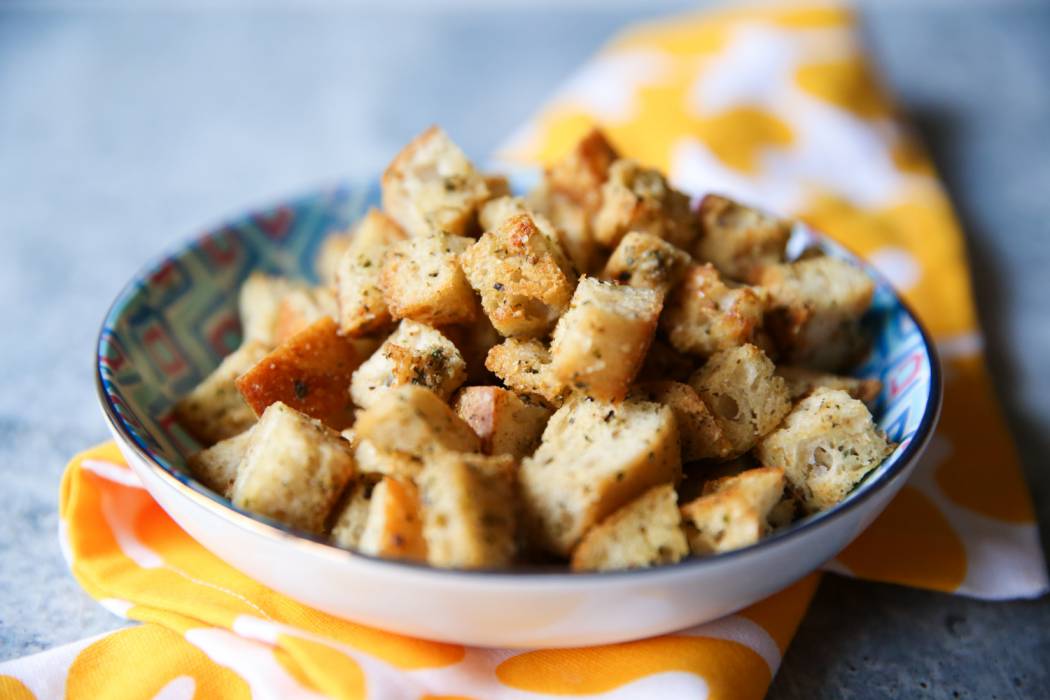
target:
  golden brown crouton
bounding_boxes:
[485,338,569,407]
[693,194,791,281]
[477,196,575,275]
[461,213,577,337]
[380,231,479,326]
[602,231,692,295]
[334,208,407,336]
[273,286,339,344]
[235,317,364,430]
[528,183,601,276]
[549,277,661,401]
[688,344,791,457]
[238,273,307,349]
[349,320,466,409]
[593,159,696,250]
[330,481,374,550]
[354,384,480,458]
[755,388,894,512]
[660,264,764,358]
[174,341,270,446]
[186,427,254,497]
[352,439,424,480]
[680,466,785,554]
[776,366,882,406]
[453,386,551,459]
[520,396,681,555]
[570,484,688,572]
[481,173,511,199]
[315,231,353,286]
[358,476,427,562]
[546,127,619,213]
[231,402,356,534]
[380,126,489,237]
[628,381,731,462]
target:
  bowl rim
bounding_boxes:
[94,185,944,586]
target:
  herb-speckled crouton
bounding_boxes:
[186,427,254,497]
[776,366,882,406]
[602,231,692,295]
[629,381,731,462]
[693,194,791,282]
[485,338,569,407]
[688,344,791,457]
[570,484,688,572]
[454,386,551,459]
[380,231,479,327]
[238,273,308,349]
[755,388,893,512]
[477,196,574,275]
[680,466,786,554]
[330,481,374,550]
[549,277,661,401]
[334,208,407,336]
[231,402,356,534]
[593,159,696,251]
[353,439,424,480]
[354,384,480,458]
[358,476,427,562]
[660,264,764,358]
[520,396,681,555]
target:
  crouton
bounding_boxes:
[354,384,480,458]
[174,341,270,446]
[758,257,875,371]
[528,183,601,275]
[418,452,517,569]
[482,173,511,199]
[602,231,692,295]
[546,127,619,213]
[754,388,893,512]
[485,338,569,407]
[636,338,697,383]
[353,439,424,480]
[380,231,479,326]
[570,484,688,572]
[235,317,364,430]
[660,264,764,357]
[273,286,339,344]
[330,481,375,550]
[549,277,661,401]
[238,273,307,348]
[628,381,731,462]
[461,214,576,337]
[334,208,407,336]
[349,320,466,408]
[688,344,791,457]
[680,466,786,554]
[380,126,489,237]
[520,396,681,555]
[693,194,791,281]
[315,231,353,286]
[593,159,696,250]
[186,427,254,497]
[454,386,551,459]
[478,196,575,275]
[358,477,427,562]
[777,366,882,406]
[230,402,356,534]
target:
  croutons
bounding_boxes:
[186,427,254,497]
[235,317,364,430]
[334,208,407,336]
[520,396,681,555]
[628,381,731,462]
[174,341,270,446]
[777,366,882,406]
[549,277,661,401]
[418,452,517,569]
[315,230,353,286]
[454,386,551,459]
[273,286,339,344]
[485,338,569,407]
[680,467,786,555]
[660,264,764,357]
[546,127,619,213]
[358,477,427,562]
[693,194,791,282]
[478,196,573,274]
[349,320,466,409]
[602,231,692,295]
[380,126,489,237]
[354,384,480,458]
[330,481,374,550]
[570,484,688,572]
[238,273,306,349]
[755,388,894,512]
[352,439,424,480]
[380,231,479,326]
[461,214,576,337]
[230,402,356,534]
[758,257,875,371]
[593,159,696,250]
[688,344,791,457]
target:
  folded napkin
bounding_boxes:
[2,3,1045,699]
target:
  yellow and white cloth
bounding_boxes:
[2,3,1045,698]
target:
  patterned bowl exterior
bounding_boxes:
[96,181,940,570]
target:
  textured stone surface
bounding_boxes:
[1,2,1047,697]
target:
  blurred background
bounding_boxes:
[2,1,1048,697]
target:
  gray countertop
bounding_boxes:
[1,2,1048,697]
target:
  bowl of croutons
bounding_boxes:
[96,126,941,648]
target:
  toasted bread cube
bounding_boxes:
[381,126,489,237]
[758,257,875,370]
[521,396,681,555]
[418,452,517,569]
[689,344,791,457]
[680,466,785,554]
[174,341,269,446]
[593,159,696,250]
[236,317,363,430]
[186,427,254,497]
[478,196,575,275]
[777,366,881,406]
[546,127,619,212]
[602,231,692,294]
[358,477,427,562]
[636,338,697,383]
[454,386,551,459]
[661,264,764,357]
[550,277,661,401]
[481,173,511,199]
[330,481,374,550]
[485,338,569,407]
[462,214,577,337]
[231,402,356,534]
[273,286,339,344]
[335,208,408,336]
[528,184,601,276]
[629,381,731,462]
[239,273,308,349]
[353,439,424,480]
[693,194,791,281]
[380,231,479,326]
[349,320,466,408]
[354,384,480,458]
[315,231,353,286]
[755,388,893,512]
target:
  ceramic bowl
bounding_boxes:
[96,182,941,648]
